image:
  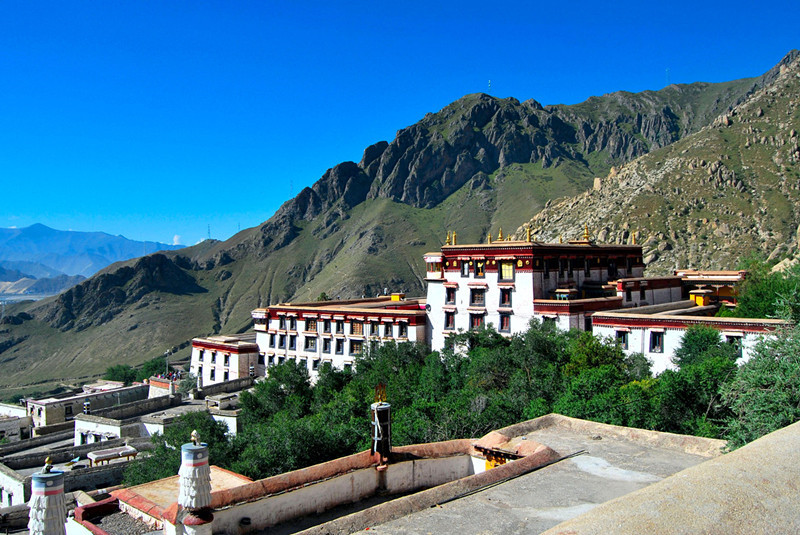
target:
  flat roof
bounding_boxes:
[358,415,722,534]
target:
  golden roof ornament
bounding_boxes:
[191,429,200,446]
[497,228,504,241]
[506,235,511,241]
[526,227,532,242]
[583,224,590,241]
[559,236,563,244]
[487,232,492,244]
[632,231,637,245]
[445,232,451,246]
[452,231,457,245]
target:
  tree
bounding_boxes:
[722,326,800,449]
[103,364,137,385]
[672,325,738,369]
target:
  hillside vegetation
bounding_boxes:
[0,52,797,394]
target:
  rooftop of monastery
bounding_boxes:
[252,294,426,317]
[351,414,724,534]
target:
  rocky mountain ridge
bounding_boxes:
[517,51,800,272]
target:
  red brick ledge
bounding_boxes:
[72,497,119,535]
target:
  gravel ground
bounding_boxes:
[97,512,154,535]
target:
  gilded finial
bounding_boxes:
[559,235,563,244]
[487,232,492,244]
[506,235,511,241]
[452,231,457,245]
[526,227,531,242]
[632,231,637,245]
[583,224,590,241]
[497,227,503,241]
[445,232,451,246]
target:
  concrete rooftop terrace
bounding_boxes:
[358,415,724,534]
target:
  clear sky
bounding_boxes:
[1,1,798,246]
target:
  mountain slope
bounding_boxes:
[0,224,184,277]
[0,52,796,395]
[516,52,800,273]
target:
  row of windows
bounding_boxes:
[444,312,512,332]
[274,318,406,337]
[616,330,743,356]
[198,350,231,366]
[267,335,374,354]
[446,288,513,307]
[264,355,354,372]
[459,260,515,280]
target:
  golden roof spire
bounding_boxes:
[452,231,457,245]
[497,227,503,241]
[632,231,637,245]
[487,232,492,244]
[526,227,531,242]
[559,235,563,244]
[445,231,451,246]
[583,224,590,241]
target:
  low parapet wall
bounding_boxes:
[0,430,74,456]
[32,420,75,437]
[502,414,725,458]
[2,438,128,470]
[193,377,254,400]
[92,394,182,420]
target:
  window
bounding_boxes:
[626,288,632,302]
[470,314,484,330]
[351,322,363,335]
[543,261,549,279]
[474,260,485,278]
[543,316,556,327]
[398,323,408,338]
[224,354,230,366]
[65,405,73,416]
[312,359,320,371]
[343,363,353,372]
[323,320,331,333]
[384,323,393,338]
[616,331,628,350]
[289,335,297,350]
[444,312,455,330]
[650,331,664,353]
[461,261,471,277]
[258,353,265,365]
[335,339,344,354]
[559,260,565,278]
[279,317,286,329]
[279,334,286,349]
[210,369,216,381]
[223,371,229,381]
[278,356,285,364]
[584,258,591,276]
[726,335,743,358]
[336,320,344,334]
[268,355,275,366]
[211,351,217,364]
[640,288,646,300]
[470,289,485,306]
[304,337,317,351]
[568,259,574,278]
[350,340,363,355]
[269,334,275,347]
[608,260,618,280]
[500,288,512,307]
[499,261,514,281]
[306,319,317,332]
[289,317,297,331]
[445,287,456,304]
[298,358,307,369]
[371,321,380,336]
[322,338,331,353]
[499,313,511,332]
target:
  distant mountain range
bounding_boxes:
[1,51,797,397]
[0,224,184,297]
[0,223,184,276]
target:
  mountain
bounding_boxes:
[0,52,796,396]
[515,51,800,273]
[0,224,184,278]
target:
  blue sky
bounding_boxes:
[1,1,798,246]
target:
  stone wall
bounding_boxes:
[193,376,254,400]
